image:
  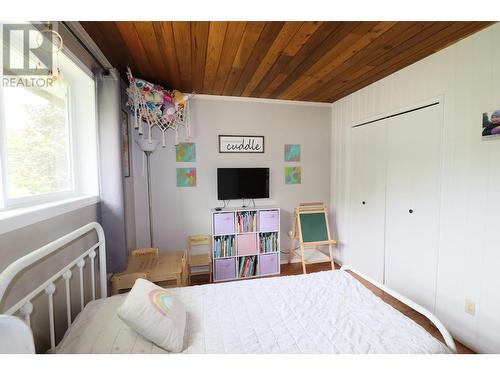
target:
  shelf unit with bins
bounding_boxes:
[211,207,280,282]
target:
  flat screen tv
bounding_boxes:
[217,168,269,200]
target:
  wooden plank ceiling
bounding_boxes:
[80,21,493,103]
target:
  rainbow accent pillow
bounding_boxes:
[117,278,186,352]
[149,289,172,316]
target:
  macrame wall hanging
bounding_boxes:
[126,67,193,146]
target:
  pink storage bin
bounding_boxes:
[258,210,279,232]
[213,212,235,235]
[259,253,278,275]
[237,233,258,256]
[215,258,236,281]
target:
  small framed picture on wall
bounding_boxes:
[482,109,500,139]
[219,135,264,153]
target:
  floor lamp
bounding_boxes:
[136,138,160,248]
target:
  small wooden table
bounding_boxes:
[110,251,185,295]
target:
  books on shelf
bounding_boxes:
[259,232,278,253]
[212,208,281,282]
[238,256,258,278]
[236,211,257,232]
[214,235,235,258]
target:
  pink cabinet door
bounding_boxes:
[259,210,279,232]
[213,213,235,235]
[259,253,278,275]
[237,233,258,256]
[215,258,236,281]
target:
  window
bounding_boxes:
[0,25,99,211]
[2,83,72,205]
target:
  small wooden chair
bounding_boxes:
[131,247,159,256]
[187,235,212,285]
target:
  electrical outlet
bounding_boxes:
[465,299,476,316]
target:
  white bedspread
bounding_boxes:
[56,270,450,354]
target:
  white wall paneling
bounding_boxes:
[331,23,500,353]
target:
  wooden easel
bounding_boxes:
[288,202,336,274]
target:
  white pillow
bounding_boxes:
[117,278,186,352]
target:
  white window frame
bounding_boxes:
[0,22,100,219]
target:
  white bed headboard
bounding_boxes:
[0,222,107,352]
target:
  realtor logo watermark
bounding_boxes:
[1,23,62,87]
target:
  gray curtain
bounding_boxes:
[96,68,127,273]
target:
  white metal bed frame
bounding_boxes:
[340,264,457,353]
[0,222,107,353]
[0,222,456,353]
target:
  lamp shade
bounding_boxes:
[135,138,160,152]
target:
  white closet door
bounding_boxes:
[385,104,442,311]
[348,121,387,283]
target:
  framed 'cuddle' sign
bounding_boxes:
[219,135,264,153]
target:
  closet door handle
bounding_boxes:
[362,201,366,205]
[409,209,414,214]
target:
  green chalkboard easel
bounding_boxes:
[288,202,336,274]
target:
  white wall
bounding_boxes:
[330,23,500,353]
[131,96,332,261]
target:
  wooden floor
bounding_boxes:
[191,261,474,354]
